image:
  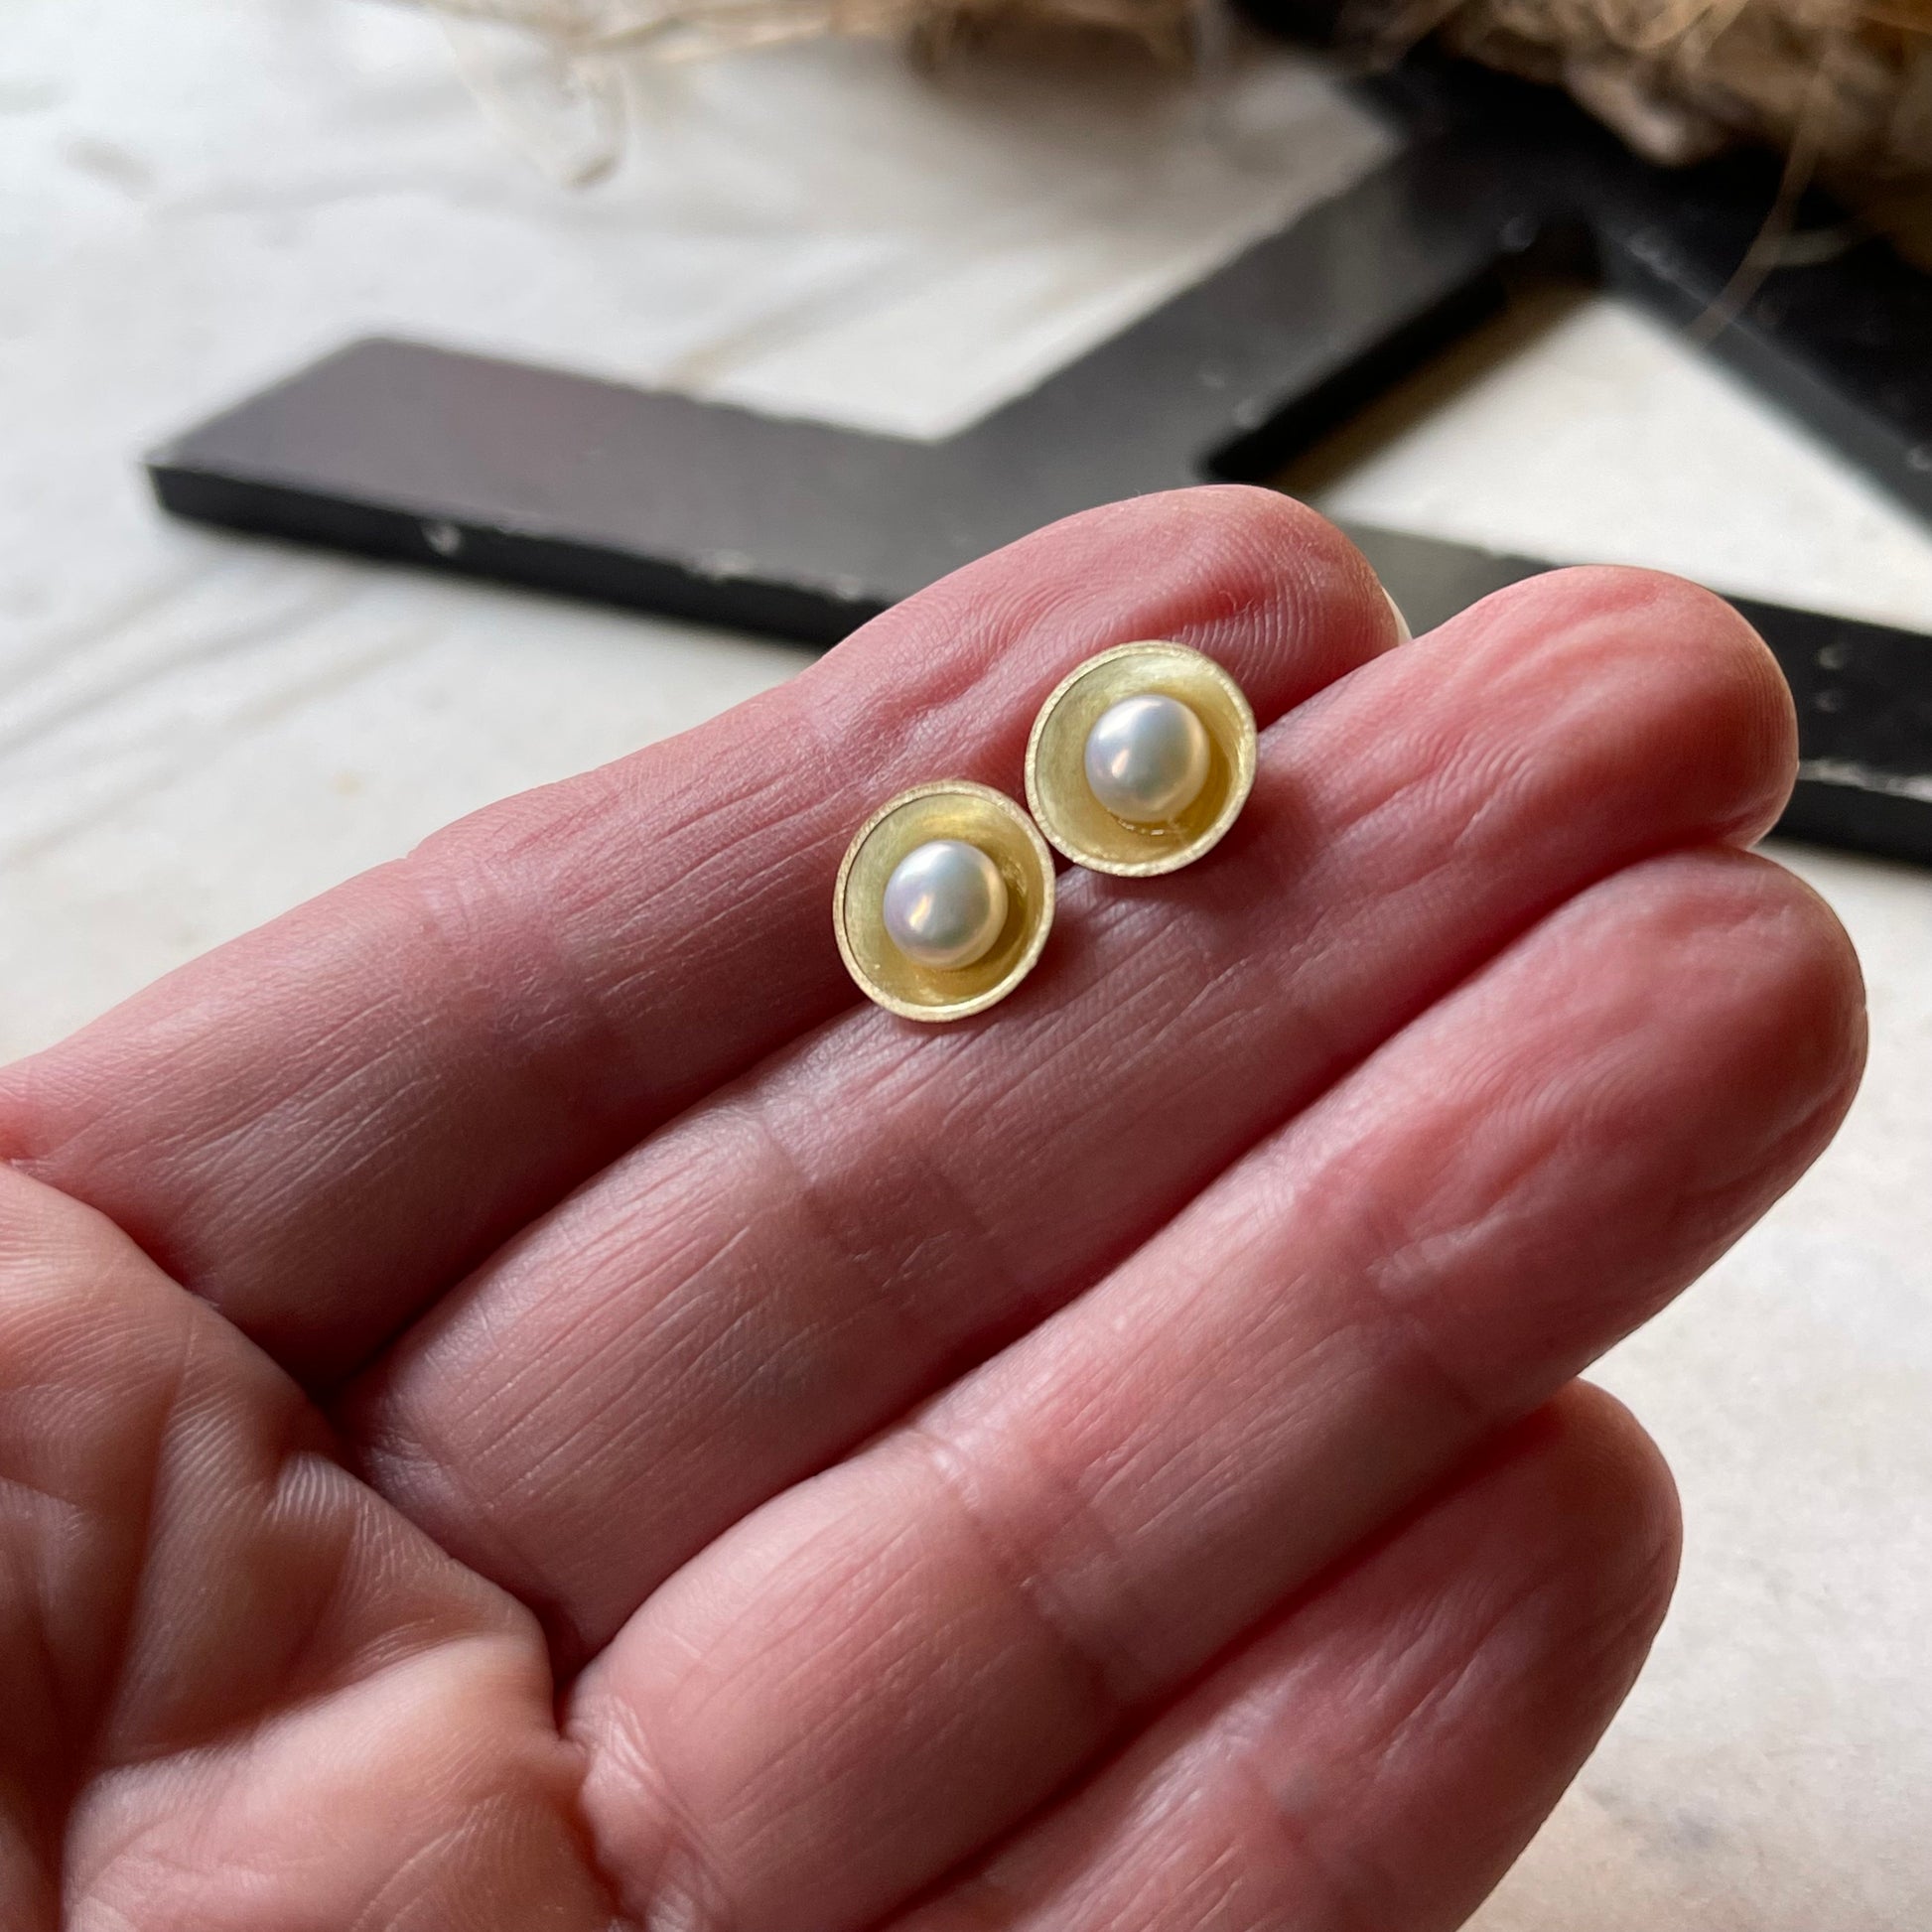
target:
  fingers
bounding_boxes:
[345,565,1800,1664]
[0,489,1395,1383]
[893,1386,1678,1932]
[0,1169,611,1931]
[564,847,1859,1932]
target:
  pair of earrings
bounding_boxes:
[833,640,1256,1023]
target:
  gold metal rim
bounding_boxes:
[1024,641,1257,877]
[833,780,1056,1023]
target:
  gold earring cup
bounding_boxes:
[833,780,1055,1023]
[1025,641,1257,877]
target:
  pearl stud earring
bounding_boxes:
[834,781,1054,1021]
[1026,641,1257,876]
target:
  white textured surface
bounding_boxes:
[3,3,1930,1923]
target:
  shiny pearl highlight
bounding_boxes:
[1083,693,1211,824]
[882,839,1009,970]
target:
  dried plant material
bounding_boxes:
[435,5,627,183]
[1361,0,1932,261]
[1393,0,1932,180]
[413,0,1204,68]
[405,0,1932,251]
[404,0,1210,180]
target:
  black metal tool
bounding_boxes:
[147,58,1932,864]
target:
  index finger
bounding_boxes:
[0,488,1398,1382]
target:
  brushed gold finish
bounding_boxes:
[833,781,1054,1022]
[1025,641,1256,876]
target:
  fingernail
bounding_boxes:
[1384,588,1413,645]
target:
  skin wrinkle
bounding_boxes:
[0,1566,72,1922]
[432,669,814,890]
[1188,1147,1501,1461]
[1175,1821,1283,1932]
[743,1070,1009,1372]
[655,1500,927,1725]
[987,1277,1411,1676]
[1351,1568,1573,1814]
[1084,1316,1387,1583]
[1228,1747,1385,1932]
[397,846,642,1090]
[593,1719,739,1932]
[509,1081,1018,1646]
[148,1010,440,1300]
[349,1142,821,1628]
[365,1436,609,1664]
[91,1622,428,1845]
[1333,1426,1672,1922]
[175,1449,363,1759]
[721,1108,1015,1446]
[904,1422,1145,1725]
[906,1401,1668,1932]
[933,1736,1227,1932]
[538,1207,772,1453]
[1370,1068,1689,1343]
[1346,875,1865,1400]
[1622,1092,1852,1323]
[0,494,1386,1368]
[337,1772,629,1932]
[584,1520,956,1930]
[0,502,1867,1932]
[348,1407,535,1625]
[614,865,1824,1932]
[1072,897,1243,1070]
[232,865,641,1376]
[240,1459,525,1729]
[1302,581,1784,907]
[32,1277,191,1831]
[467,885,1824,1916]
[344,574,1803,1677]
[1325,1549,1673,1930]
[965,1316,1302,1684]
[1001,868,1299,1159]
[1345,1131,1581,1432]
[3,1205,572,1916]
[865,959,1217,1308]
[590,789,829,999]
[4,983,430,1297]
[355,614,1460,1614]
[91,1357,325,1765]
[818,495,1363,752]
[345,1806,499,1932]
[743,1612,952,1839]
[67,1632,555,1916]
[490,1027,1024,1538]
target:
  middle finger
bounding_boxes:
[341,566,1790,1664]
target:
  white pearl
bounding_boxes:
[882,839,1009,970]
[1083,693,1211,824]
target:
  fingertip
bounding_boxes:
[1521,1383,1684,1636]
[1170,484,1407,689]
[1446,565,1799,853]
[1723,848,1868,1127]
[1610,845,1867,1173]
[813,486,1402,749]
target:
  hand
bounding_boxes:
[0,489,1862,1931]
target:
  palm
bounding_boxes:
[0,491,1861,1932]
